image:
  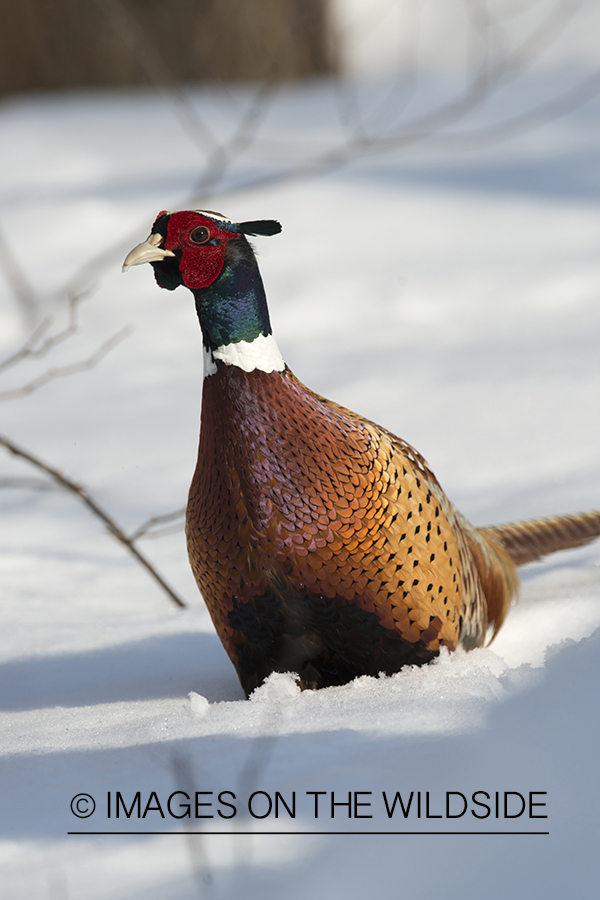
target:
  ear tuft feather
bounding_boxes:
[237,219,282,237]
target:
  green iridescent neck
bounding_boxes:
[193,249,272,352]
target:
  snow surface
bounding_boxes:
[1,72,600,899]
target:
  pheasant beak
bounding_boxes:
[122,233,176,272]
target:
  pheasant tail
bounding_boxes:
[478,510,600,567]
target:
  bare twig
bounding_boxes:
[0,326,132,401]
[0,434,187,609]
[193,79,281,199]
[66,66,600,301]
[93,0,219,154]
[0,319,53,374]
[493,0,582,77]
[414,64,600,148]
[180,63,600,209]
[0,226,38,324]
[0,288,94,374]
[129,506,186,541]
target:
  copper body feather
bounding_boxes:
[188,365,516,694]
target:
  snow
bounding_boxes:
[1,68,600,898]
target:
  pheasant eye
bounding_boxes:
[190,226,210,244]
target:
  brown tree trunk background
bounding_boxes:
[0,0,338,96]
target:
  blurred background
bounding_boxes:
[0,0,336,92]
[3,0,600,93]
[1,2,600,899]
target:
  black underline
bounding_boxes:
[68,830,550,836]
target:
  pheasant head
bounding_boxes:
[123,210,283,374]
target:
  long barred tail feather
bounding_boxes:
[478,510,600,568]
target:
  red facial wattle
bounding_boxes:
[162,211,241,290]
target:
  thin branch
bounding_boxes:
[0,288,94,375]
[334,0,423,140]
[138,522,185,540]
[0,326,132,401]
[0,434,187,609]
[414,64,600,148]
[129,506,186,541]
[184,62,600,206]
[93,0,219,155]
[0,225,38,324]
[60,2,600,301]
[497,0,582,76]
[66,51,600,302]
[0,318,53,374]
[191,69,282,200]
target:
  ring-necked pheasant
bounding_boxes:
[124,210,600,696]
